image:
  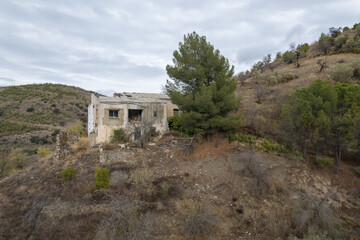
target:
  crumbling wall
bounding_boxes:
[53,131,80,162]
[99,149,135,163]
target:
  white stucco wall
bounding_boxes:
[88,104,95,133]
[88,93,178,145]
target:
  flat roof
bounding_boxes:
[96,92,172,104]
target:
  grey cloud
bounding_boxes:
[0,77,16,83]
[0,0,359,92]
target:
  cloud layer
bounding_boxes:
[0,0,359,94]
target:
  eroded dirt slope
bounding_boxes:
[0,135,359,239]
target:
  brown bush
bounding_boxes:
[240,150,271,199]
[110,170,129,191]
[95,197,158,240]
[291,192,340,239]
[71,137,89,152]
[100,142,116,150]
[177,199,218,240]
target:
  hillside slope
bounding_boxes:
[0,84,91,149]
[237,53,360,140]
[236,23,360,144]
[0,135,358,240]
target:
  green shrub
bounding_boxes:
[67,124,86,137]
[316,157,334,166]
[226,133,257,146]
[168,115,181,131]
[95,167,110,189]
[297,43,309,57]
[280,73,295,82]
[282,51,296,64]
[26,107,34,112]
[0,122,41,134]
[29,136,51,144]
[334,35,348,50]
[113,128,126,142]
[278,144,302,158]
[226,133,238,142]
[351,60,360,79]
[22,147,38,155]
[37,146,51,157]
[53,108,60,114]
[8,149,28,169]
[330,64,354,83]
[268,75,278,86]
[237,133,257,145]
[258,139,278,152]
[61,167,77,182]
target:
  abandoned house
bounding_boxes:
[88,92,178,145]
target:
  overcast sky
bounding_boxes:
[0,0,359,95]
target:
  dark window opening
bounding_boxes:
[109,110,119,117]
[173,109,179,115]
[154,111,157,117]
[129,109,142,121]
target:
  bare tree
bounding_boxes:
[239,150,271,199]
[289,42,296,52]
[291,192,340,239]
[236,71,250,85]
[255,85,266,104]
[317,58,328,72]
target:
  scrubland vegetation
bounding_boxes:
[0,84,90,179]
[0,23,360,240]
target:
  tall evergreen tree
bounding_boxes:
[331,83,360,171]
[281,80,336,158]
[165,32,241,138]
[281,79,360,172]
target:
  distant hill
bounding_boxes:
[0,84,91,150]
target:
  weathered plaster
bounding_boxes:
[88,92,178,145]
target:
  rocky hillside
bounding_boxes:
[237,52,360,141]
[0,83,91,148]
[0,134,358,240]
[235,24,360,148]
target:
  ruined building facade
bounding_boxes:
[88,92,178,145]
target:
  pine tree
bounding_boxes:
[165,32,241,138]
[281,79,360,172]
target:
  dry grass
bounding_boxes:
[100,142,117,150]
[240,150,272,199]
[71,137,89,152]
[37,146,52,158]
[177,199,218,240]
[94,197,158,240]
